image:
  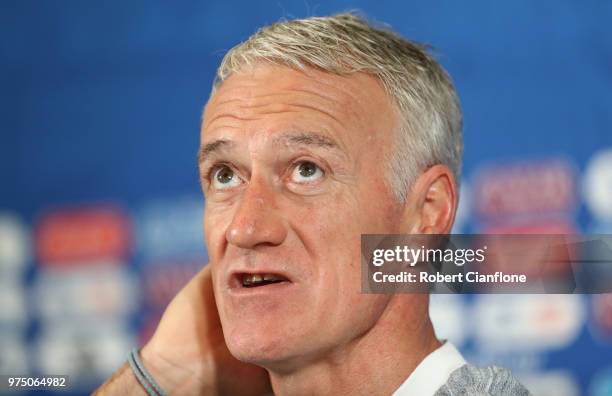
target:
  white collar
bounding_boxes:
[392,341,466,396]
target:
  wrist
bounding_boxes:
[140,342,214,395]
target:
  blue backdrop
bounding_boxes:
[1,1,611,395]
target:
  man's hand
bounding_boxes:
[94,265,271,395]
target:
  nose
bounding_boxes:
[225,177,288,249]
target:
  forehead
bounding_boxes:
[201,64,396,152]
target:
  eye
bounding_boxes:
[211,165,242,189]
[291,161,324,183]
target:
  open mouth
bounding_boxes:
[240,273,290,288]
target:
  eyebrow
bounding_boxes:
[198,131,342,165]
[274,132,339,149]
[198,139,234,164]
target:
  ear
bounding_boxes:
[401,165,458,234]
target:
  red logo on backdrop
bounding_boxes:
[36,206,131,265]
[482,220,577,234]
[473,159,576,220]
[479,221,578,284]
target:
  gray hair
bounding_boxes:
[212,12,463,202]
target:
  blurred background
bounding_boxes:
[1,1,611,395]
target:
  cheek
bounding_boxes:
[204,208,231,259]
[306,188,396,303]
[304,204,365,294]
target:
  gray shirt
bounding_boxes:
[392,342,530,395]
[435,364,531,396]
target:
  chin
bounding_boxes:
[225,322,302,367]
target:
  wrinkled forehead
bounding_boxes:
[206,64,385,113]
[201,65,397,148]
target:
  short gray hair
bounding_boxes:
[213,12,463,202]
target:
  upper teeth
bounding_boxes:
[242,274,284,286]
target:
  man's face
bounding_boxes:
[200,65,404,369]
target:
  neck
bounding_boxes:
[267,295,440,396]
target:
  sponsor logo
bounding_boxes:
[0,213,30,274]
[35,323,134,379]
[35,206,130,266]
[473,295,585,352]
[583,148,612,223]
[473,159,576,221]
[480,219,577,235]
[0,281,28,330]
[0,336,29,375]
[34,263,137,323]
[589,294,612,343]
[135,196,206,260]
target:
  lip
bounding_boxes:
[227,269,295,293]
[226,278,295,296]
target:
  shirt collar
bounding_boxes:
[392,341,466,396]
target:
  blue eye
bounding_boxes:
[212,165,242,189]
[291,161,324,183]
